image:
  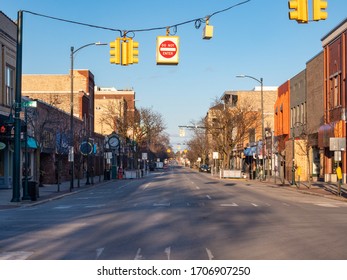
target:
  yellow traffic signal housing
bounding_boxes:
[121,41,128,66]
[313,0,328,21]
[127,39,139,64]
[110,39,121,64]
[288,0,308,23]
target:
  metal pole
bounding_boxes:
[260,78,265,181]
[22,105,30,200]
[11,11,23,202]
[70,46,74,192]
[292,129,295,185]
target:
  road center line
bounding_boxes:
[220,203,238,207]
[134,248,143,260]
[206,248,214,260]
[206,195,212,200]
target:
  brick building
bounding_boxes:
[0,11,17,188]
[22,69,95,133]
[306,51,324,180]
[94,87,136,136]
[216,87,277,175]
[274,81,290,181]
[319,18,347,183]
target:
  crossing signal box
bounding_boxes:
[313,0,328,21]
[288,0,308,23]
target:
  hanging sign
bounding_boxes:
[156,36,179,65]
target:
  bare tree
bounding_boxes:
[206,98,261,169]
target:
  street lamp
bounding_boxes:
[236,74,264,180]
[70,42,106,191]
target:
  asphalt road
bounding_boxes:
[1,166,347,260]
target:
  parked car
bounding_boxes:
[199,164,211,173]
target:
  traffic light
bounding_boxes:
[0,124,10,137]
[121,41,128,66]
[313,0,328,21]
[110,38,121,64]
[127,39,139,64]
[288,0,308,23]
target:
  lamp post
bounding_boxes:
[236,74,264,180]
[70,42,106,191]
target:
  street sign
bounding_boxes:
[213,152,219,159]
[79,141,93,155]
[329,137,346,151]
[0,142,6,150]
[22,100,37,108]
[156,36,179,65]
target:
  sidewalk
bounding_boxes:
[261,177,347,202]
[0,176,109,210]
[211,170,347,202]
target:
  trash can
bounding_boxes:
[104,170,110,180]
[28,181,39,201]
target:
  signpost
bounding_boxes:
[156,36,179,65]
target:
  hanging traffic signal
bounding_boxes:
[288,0,308,23]
[110,38,121,64]
[121,40,128,66]
[313,0,328,21]
[127,39,139,64]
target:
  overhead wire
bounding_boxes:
[23,0,251,37]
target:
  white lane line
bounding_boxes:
[206,248,214,260]
[196,186,200,190]
[153,203,171,207]
[165,247,171,260]
[53,206,72,209]
[251,203,259,207]
[96,248,104,260]
[143,183,151,190]
[315,203,338,208]
[220,203,238,207]
[282,203,290,207]
[206,195,212,200]
[134,248,143,260]
[0,251,34,260]
[85,204,106,208]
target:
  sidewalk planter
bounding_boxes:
[220,170,243,179]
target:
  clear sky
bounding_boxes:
[1,0,346,151]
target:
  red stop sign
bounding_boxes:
[159,40,177,59]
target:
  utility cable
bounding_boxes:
[23,0,251,37]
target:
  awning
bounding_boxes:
[317,121,345,148]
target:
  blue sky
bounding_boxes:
[1,0,346,150]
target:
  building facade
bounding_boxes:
[274,80,290,181]
[22,69,95,133]
[0,12,17,188]
[306,51,325,181]
[320,19,347,183]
